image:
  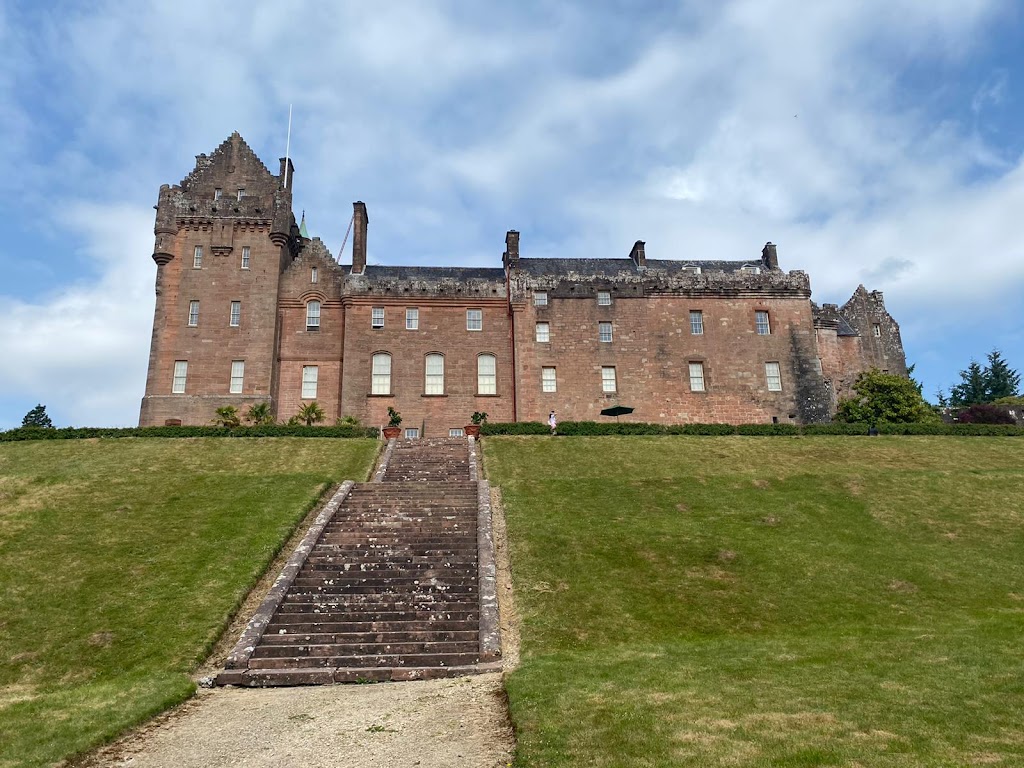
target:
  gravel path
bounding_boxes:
[77,674,513,768]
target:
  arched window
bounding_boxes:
[306,300,321,331]
[371,353,392,395]
[477,353,496,395]
[425,353,444,395]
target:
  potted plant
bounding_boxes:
[382,406,403,439]
[465,411,487,438]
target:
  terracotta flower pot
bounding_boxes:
[464,424,481,438]
[382,426,402,439]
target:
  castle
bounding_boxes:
[139,133,907,433]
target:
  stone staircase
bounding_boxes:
[217,437,500,686]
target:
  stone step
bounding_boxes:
[285,584,478,597]
[251,640,478,658]
[247,651,480,670]
[260,630,478,645]
[266,615,478,631]
[219,663,500,687]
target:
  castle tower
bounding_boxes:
[139,133,299,426]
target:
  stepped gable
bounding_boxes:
[218,438,500,686]
[179,132,276,192]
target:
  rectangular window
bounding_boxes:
[534,291,548,307]
[601,366,617,393]
[449,428,464,437]
[756,311,771,335]
[193,246,203,269]
[406,307,419,330]
[689,362,705,392]
[873,323,881,337]
[301,366,318,399]
[371,307,384,328]
[742,265,761,274]
[172,361,188,394]
[542,367,557,393]
[599,322,613,343]
[467,309,483,331]
[214,188,222,200]
[405,428,420,440]
[690,310,704,335]
[597,290,611,306]
[241,246,250,269]
[425,354,444,394]
[765,362,782,392]
[306,301,321,331]
[311,267,318,284]
[814,357,823,374]
[535,322,549,342]
[229,360,244,394]
[477,354,497,395]
[371,354,392,395]
[237,188,245,201]
[229,301,241,327]
[187,300,199,326]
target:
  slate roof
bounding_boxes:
[516,257,758,277]
[347,265,506,281]
[836,314,859,337]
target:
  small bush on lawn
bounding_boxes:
[956,404,1017,425]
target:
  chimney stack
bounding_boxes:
[629,240,646,268]
[279,157,295,192]
[352,201,368,274]
[503,230,520,271]
[761,242,779,270]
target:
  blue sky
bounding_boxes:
[1,0,1022,428]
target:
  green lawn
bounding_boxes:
[0,438,378,768]
[484,436,1024,767]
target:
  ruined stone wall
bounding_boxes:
[840,287,907,377]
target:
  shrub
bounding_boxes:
[245,402,275,425]
[956,404,1016,425]
[836,369,937,424]
[212,405,241,428]
[0,425,379,442]
[295,402,326,427]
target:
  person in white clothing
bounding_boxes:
[548,410,557,435]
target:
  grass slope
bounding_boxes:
[0,438,377,767]
[485,436,1024,767]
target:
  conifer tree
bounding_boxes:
[984,349,1020,401]
[948,361,988,407]
[21,404,54,428]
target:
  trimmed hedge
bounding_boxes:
[480,420,1024,437]
[0,424,379,442]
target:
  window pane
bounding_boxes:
[425,354,444,394]
[372,307,384,328]
[405,428,419,439]
[602,366,616,393]
[406,308,419,330]
[188,300,199,326]
[756,311,771,335]
[536,322,549,342]
[311,267,318,284]
[467,309,482,331]
[478,354,496,394]
[302,365,318,398]
[172,361,188,394]
[597,291,611,306]
[230,301,241,327]
[371,353,392,395]
[449,428,464,437]
[241,246,250,269]
[689,362,705,392]
[534,291,547,306]
[193,246,202,268]
[599,322,613,342]
[690,310,703,335]
[306,301,321,330]
[542,367,557,393]
[230,360,244,393]
[765,362,782,391]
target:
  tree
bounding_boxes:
[984,349,1020,401]
[21,404,54,428]
[211,405,241,428]
[835,369,937,424]
[948,361,988,407]
[245,402,275,425]
[957,404,1016,425]
[295,401,325,426]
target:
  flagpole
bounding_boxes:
[283,104,293,189]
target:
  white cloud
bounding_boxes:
[0,203,154,428]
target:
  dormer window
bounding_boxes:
[741,265,761,274]
[682,265,701,275]
[237,189,245,201]
[214,188,223,201]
